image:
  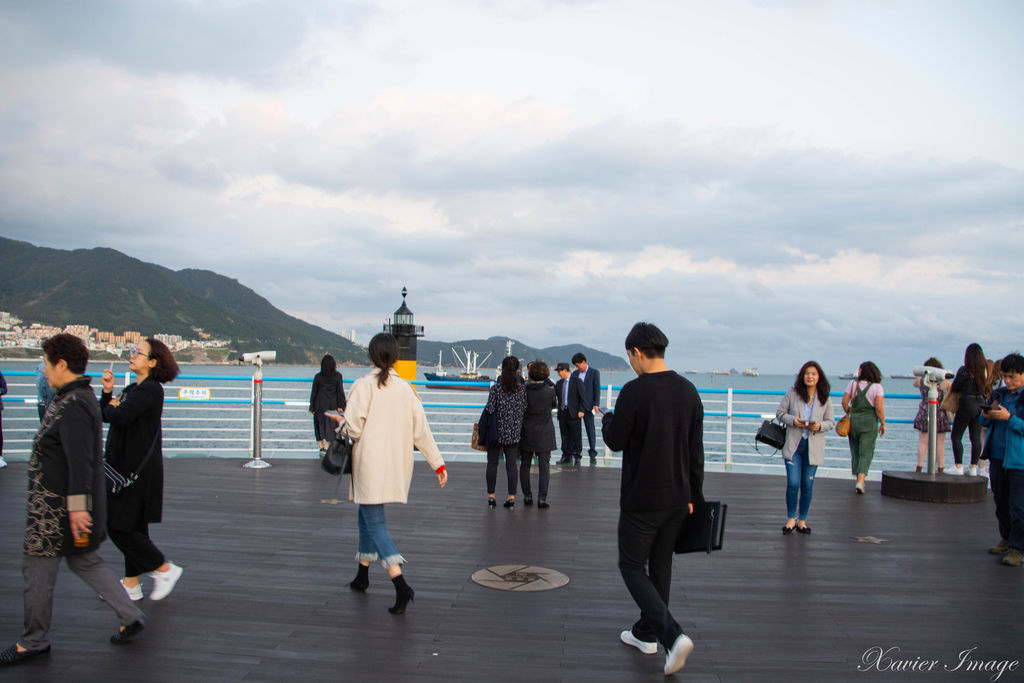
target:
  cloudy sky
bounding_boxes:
[1,0,1022,374]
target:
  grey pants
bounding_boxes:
[21,551,145,651]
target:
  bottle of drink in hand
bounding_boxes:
[74,532,89,548]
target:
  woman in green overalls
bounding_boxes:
[841,361,886,494]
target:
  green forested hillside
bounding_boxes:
[0,237,363,364]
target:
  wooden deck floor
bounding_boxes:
[1,458,1021,682]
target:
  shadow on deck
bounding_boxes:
[1,459,1021,682]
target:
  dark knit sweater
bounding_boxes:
[602,371,704,513]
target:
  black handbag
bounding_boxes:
[321,431,353,476]
[675,501,727,554]
[754,419,786,453]
[104,430,160,496]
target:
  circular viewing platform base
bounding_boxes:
[880,470,988,504]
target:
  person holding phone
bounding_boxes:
[980,352,1024,566]
[775,361,834,534]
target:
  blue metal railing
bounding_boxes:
[0,370,928,479]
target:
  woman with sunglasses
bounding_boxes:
[100,339,182,602]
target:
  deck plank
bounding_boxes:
[1,458,1021,682]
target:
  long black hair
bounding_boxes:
[793,360,830,405]
[320,354,336,376]
[368,333,398,388]
[964,343,988,393]
[498,356,521,393]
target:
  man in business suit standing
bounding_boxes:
[554,363,586,467]
[572,353,601,465]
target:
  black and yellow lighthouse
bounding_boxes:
[383,286,423,382]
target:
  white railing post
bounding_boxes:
[603,383,614,460]
[726,387,733,466]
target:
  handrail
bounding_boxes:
[0,369,933,479]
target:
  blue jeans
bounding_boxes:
[357,504,404,568]
[785,439,817,521]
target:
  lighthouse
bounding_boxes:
[383,286,423,382]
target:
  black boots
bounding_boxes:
[350,564,369,592]
[388,574,415,615]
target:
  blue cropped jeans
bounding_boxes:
[357,504,405,568]
[785,438,817,521]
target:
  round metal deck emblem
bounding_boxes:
[471,565,569,592]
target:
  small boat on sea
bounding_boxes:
[708,370,731,376]
[890,373,915,379]
[423,348,492,390]
[839,372,856,380]
[742,368,759,377]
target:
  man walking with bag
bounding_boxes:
[601,322,704,676]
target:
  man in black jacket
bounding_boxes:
[1,334,146,667]
[554,363,586,467]
[602,322,704,676]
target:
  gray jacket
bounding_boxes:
[776,389,835,466]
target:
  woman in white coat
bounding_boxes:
[776,361,835,535]
[327,333,447,615]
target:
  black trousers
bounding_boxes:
[991,458,1012,542]
[951,396,983,465]
[108,521,166,578]
[557,413,582,461]
[618,507,687,648]
[486,444,519,496]
[582,410,597,459]
[519,451,550,500]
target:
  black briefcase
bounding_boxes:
[675,501,727,554]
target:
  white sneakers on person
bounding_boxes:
[664,633,694,675]
[951,465,964,475]
[620,629,658,655]
[0,456,7,468]
[149,563,183,601]
[969,465,978,476]
[120,579,143,601]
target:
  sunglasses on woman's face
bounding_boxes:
[129,346,149,359]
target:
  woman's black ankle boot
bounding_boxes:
[350,564,369,592]
[388,574,415,614]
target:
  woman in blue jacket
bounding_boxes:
[979,352,1024,567]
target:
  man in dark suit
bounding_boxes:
[572,353,602,465]
[554,363,586,467]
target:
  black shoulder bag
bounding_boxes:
[754,419,786,453]
[321,431,353,476]
[104,428,161,496]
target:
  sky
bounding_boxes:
[1,0,1022,374]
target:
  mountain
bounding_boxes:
[417,336,630,371]
[0,237,363,364]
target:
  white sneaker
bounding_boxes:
[121,579,143,601]
[620,629,658,655]
[969,465,978,476]
[664,633,694,675]
[951,465,964,475]
[0,456,7,468]
[149,563,183,601]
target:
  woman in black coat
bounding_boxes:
[100,338,182,602]
[310,354,347,455]
[519,361,557,508]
